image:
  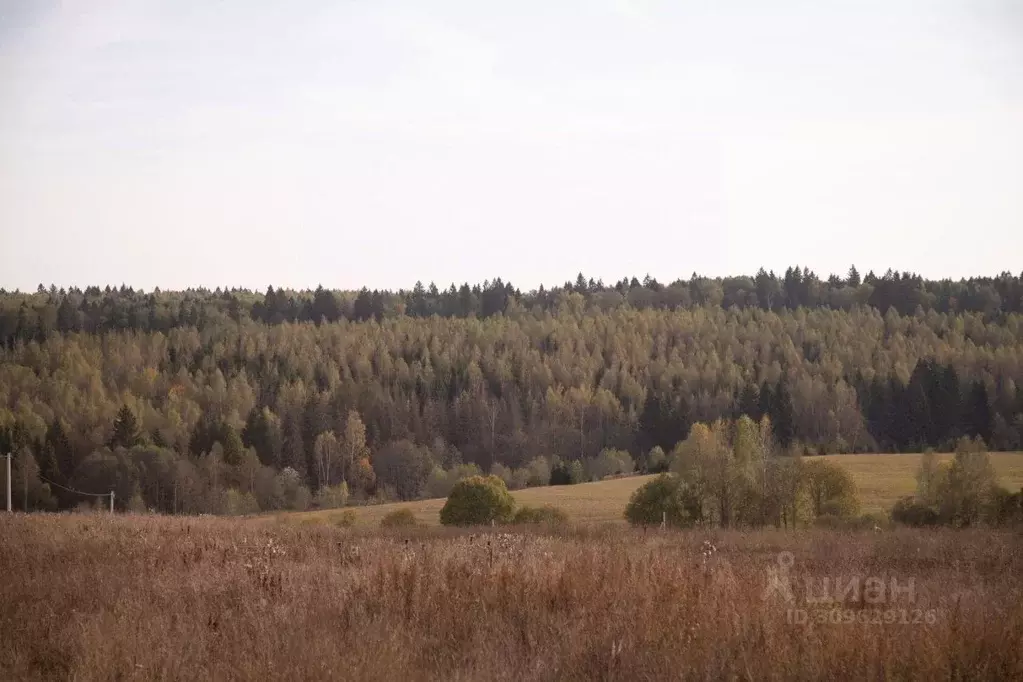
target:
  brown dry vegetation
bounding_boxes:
[2,514,1023,681]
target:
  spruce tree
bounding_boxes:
[109,404,141,449]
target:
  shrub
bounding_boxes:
[525,457,551,487]
[586,448,635,480]
[490,463,515,490]
[858,512,890,530]
[439,475,515,526]
[814,513,887,531]
[512,505,568,527]
[646,446,668,473]
[549,463,573,486]
[275,467,311,511]
[313,483,349,510]
[890,496,940,527]
[425,463,485,499]
[820,498,856,518]
[424,466,453,499]
[380,508,419,528]
[335,509,357,528]
[624,473,699,528]
[989,487,1023,526]
[510,467,532,490]
[222,489,259,516]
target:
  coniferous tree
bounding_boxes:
[771,380,795,450]
[965,381,992,445]
[109,405,142,449]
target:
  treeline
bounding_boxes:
[1,288,1023,513]
[2,266,1023,345]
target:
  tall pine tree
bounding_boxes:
[109,405,141,449]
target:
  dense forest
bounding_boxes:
[1,266,1022,514]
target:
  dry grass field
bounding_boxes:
[283,452,1023,528]
[812,452,1023,513]
[2,514,1022,680]
[289,475,654,528]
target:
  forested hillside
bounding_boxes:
[1,267,1022,513]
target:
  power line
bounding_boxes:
[38,474,110,498]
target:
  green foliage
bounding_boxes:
[894,442,1013,527]
[275,467,311,512]
[939,441,998,526]
[222,488,259,516]
[915,450,946,507]
[313,482,349,510]
[424,463,484,499]
[624,474,699,528]
[549,463,573,486]
[586,448,635,481]
[3,274,1023,518]
[221,425,245,466]
[525,457,551,487]
[109,405,142,449]
[814,512,888,531]
[373,440,433,501]
[891,497,940,527]
[512,505,568,526]
[804,459,860,518]
[380,508,419,528]
[989,487,1023,526]
[646,446,668,473]
[439,475,515,527]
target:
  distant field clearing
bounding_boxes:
[276,452,1023,527]
[813,452,1023,513]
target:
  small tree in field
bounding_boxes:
[624,473,700,528]
[939,437,997,526]
[803,459,859,519]
[380,508,419,528]
[439,475,515,526]
[513,505,568,527]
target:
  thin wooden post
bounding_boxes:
[110,490,115,514]
[5,453,10,513]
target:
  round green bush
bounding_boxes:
[439,475,515,526]
[380,508,419,528]
[624,473,698,528]
[512,504,568,526]
[890,497,939,527]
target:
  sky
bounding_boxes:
[1,0,1021,292]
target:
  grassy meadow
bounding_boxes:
[4,453,1022,679]
[2,515,1022,680]
[283,452,1023,528]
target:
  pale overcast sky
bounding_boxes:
[1,0,1021,291]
